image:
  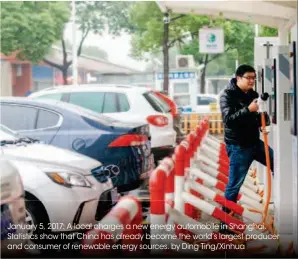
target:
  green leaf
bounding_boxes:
[129,2,255,73]
[1,1,70,62]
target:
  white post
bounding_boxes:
[72,0,78,85]
[255,24,259,37]
[278,27,288,46]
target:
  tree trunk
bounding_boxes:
[200,54,209,93]
[163,21,169,94]
[213,80,219,94]
[62,67,68,85]
[200,68,206,94]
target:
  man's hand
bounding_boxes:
[248,99,259,112]
[260,127,270,135]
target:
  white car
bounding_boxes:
[29,85,177,163]
[0,125,117,234]
[181,94,219,114]
[1,160,27,254]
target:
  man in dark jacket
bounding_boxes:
[219,64,274,232]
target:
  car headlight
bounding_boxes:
[46,172,91,188]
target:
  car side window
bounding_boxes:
[197,96,217,105]
[34,93,63,101]
[69,92,105,113]
[0,104,38,131]
[103,93,118,113]
[117,93,130,112]
[36,109,60,129]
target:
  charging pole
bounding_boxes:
[290,40,298,254]
[262,59,274,202]
[256,41,275,189]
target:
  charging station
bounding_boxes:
[156,0,297,254]
[272,46,293,244]
[254,38,278,195]
[254,29,297,254]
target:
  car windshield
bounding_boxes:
[197,96,217,105]
[0,125,19,142]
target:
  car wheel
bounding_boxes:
[25,199,51,245]
[25,208,35,236]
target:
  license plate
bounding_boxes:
[149,154,154,168]
[110,188,118,204]
[143,154,154,171]
[142,141,151,156]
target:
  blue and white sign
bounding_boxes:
[156,72,195,80]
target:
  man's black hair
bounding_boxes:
[235,64,256,77]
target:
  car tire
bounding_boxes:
[25,199,65,255]
[25,198,51,244]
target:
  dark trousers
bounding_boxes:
[220,140,274,231]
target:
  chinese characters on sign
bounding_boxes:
[156,72,196,80]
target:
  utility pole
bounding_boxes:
[162,13,185,95]
[163,12,170,95]
[72,0,78,85]
[235,59,239,70]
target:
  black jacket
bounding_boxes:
[220,78,261,147]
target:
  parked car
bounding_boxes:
[28,84,177,163]
[153,91,185,144]
[1,159,27,255]
[181,94,219,113]
[0,125,117,235]
[0,97,154,193]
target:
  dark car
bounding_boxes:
[0,98,154,193]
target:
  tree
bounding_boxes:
[61,40,108,60]
[129,2,256,93]
[206,50,238,76]
[44,1,133,84]
[129,2,188,93]
[82,45,108,60]
[0,1,69,62]
[141,47,181,72]
[259,26,278,37]
[181,20,255,91]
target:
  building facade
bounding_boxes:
[0,48,140,97]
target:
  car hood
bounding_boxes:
[1,143,101,175]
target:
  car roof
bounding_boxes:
[0,97,68,109]
[29,84,152,96]
[0,97,64,110]
[0,97,139,127]
[0,97,107,120]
